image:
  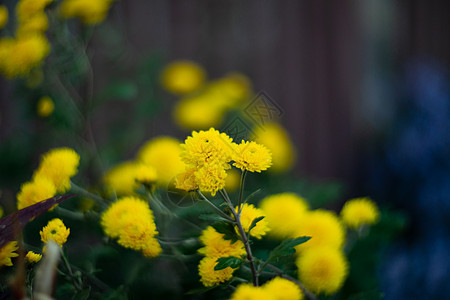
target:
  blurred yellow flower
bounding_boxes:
[17,12,49,36]
[198,256,235,287]
[141,237,162,258]
[198,226,245,259]
[340,197,379,229]
[0,241,19,267]
[0,35,50,78]
[137,137,185,187]
[232,140,272,173]
[0,205,3,218]
[161,60,206,95]
[224,168,240,192]
[293,210,345,252]
[260,193,309,239]
[134,163,158,186]
[59,0,115,25]
[253,123,296,173]
[175,169,198,192]
[173,95,226,130]
[0,6,8,30]
[34,147,80,193]
[103,161,139,196]
[229,284,272,300]
[117,216,158,251]
[16,176,56,210]
[37,96,54,117]
[16,0,52,22]
[26,251,42,263]
[296,247,349,295]
[40,218,70,246]
[208,72,252,107]
[263,277,303,300]
[236,203,270,239]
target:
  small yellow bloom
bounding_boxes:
[260,193,309,239]
[229,284,273,300]
[207,72,252,107]
[0,241,19,267]
[17,11,49,36]
[236,203,270,239]
[0,6,8,30]
[16,176,56,210]
[141,238,162,258]
[37,96,54,117]
[340,197,380,229]
[198,226,245,259]
[161,60,206,95]
[296,247,349,295]
[194,161,228,196]
[26,251,42,263]
[198,256,235,287]
[34,147,80,193]
[134,163,158,186]
[16,0,53,22]
[59,0,115,25]
[117,217,158,251]
[175,169,198,192]
[224,168,240,192]
[263,277,303,300]
[40,218,70,246]
[173,95,226,130]
[232,141,272,173]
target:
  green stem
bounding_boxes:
[70,182,108,208]
[61,251,82,291]
[54,206,84,220]
[237,170,247,213]
[196,191,235,222]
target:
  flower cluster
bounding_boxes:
[230,277,303,300]
[197,226,245,287]
[176,128,272,196]
[100,196,162,258]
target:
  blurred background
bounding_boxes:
[1,0,449,299]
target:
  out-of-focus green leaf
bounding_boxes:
[269,236,311,260]
[214,256,242,271]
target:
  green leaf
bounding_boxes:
[248,216,265,233]
[214,256,243,271]
[212,222,239,242]
[199,214,231,223]
[270,236,311,259]
[185,286,216,295]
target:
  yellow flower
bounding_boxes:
[0,35,50,78]
[198,226,245,259]
[175,169,198,192]
[117,216,158,251]
[103,161,139,196]
[0,6,8,30]
[26,251,42,263]
[161,60,206,95]
[253,123,296,173]
[137,137,185,187]
[340,197,380,229]
[16,0,53,22]
[37,96,54,117]
[198,256,235,287]
[141,237,162,258]
[59,0,115,25]
[263,277,303,300]
[232,141,272,173]
[16,176,56,210]
[293,210,345,252]
[0,241,19,267]
[229,284,273,300]
[224,168,240,192]
[194,162,228,196]
[296,247,349,295]
[34,147,80,193]
[0,205,4,218]
[134,163,158,186]
[17,11,49,36]
[260,193,309,239]
[236,204,270,239]
[207,72,252,107]
[40,218,70,246]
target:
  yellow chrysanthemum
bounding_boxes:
[224,168,240,192]
[0,6,8,30]
[236,204,270,239]
[207,72,252,107]
[117,216,158,251]
[137,137,185,187]
[229,284,273,300]
[16,0,52,22]
[198,256,235,287]
[37,96,54,117]
[233,141,272,173]
[16,176,56,210]
[0,241,19,267]
[296,247,349,295]
[17,11,49,36]
[293,210,345,252]
[40,218,70,246]
[253,123,296,173]
[175,169,198,192]
[0,34,50,78]
[100,196,154,239]
[26,251,42,263]
[141,237,162,258]
[340,197,380,229]
[198,226,246,259]
[260,193,309,239]
[34,147,80,193]
[103,161,139,196]
[134,163,158,186]
[263,277,303,300]
[194,162,228,196]
[181,128,234,169]
[59,0,115,25]
[161,60,206,95]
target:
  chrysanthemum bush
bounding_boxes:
[0,1,406,299]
